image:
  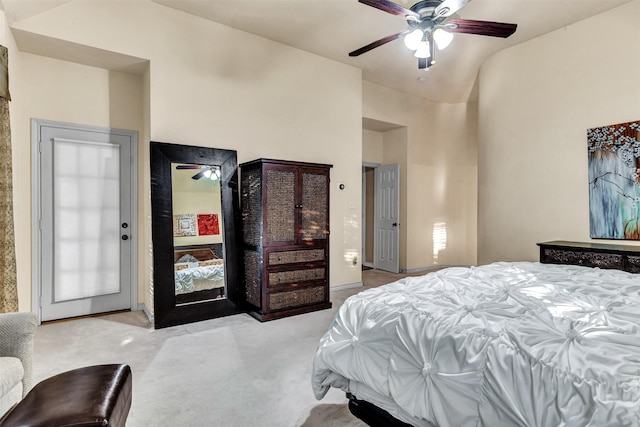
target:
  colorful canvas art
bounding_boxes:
[588,120,640,239]
[197,214,220,236]
[173,214,197,237]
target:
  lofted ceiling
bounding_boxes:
[2,0,634,103]
[151,0,634,103]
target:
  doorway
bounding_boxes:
[362,118,405,274]
[32,119,138,322]
[362,163,400,273]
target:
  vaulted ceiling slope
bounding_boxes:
[2,0,634,103]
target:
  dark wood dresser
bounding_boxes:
[240,158,332,321]
[538,240,640,273]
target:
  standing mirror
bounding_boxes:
[151,141,242,328]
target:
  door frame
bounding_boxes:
[31,119,138,321]
[362,162,400,272]
[362,162,380,269]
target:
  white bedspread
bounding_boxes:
[312,262,640,427]
[174,262,225,294]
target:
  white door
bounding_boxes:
[33,119,137,322]
[374,164,400,273]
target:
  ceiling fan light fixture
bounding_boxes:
[403,29,423,50]
[433,28,454,50]
[414,40,430,59]
[349,0,518,71]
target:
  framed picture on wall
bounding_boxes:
[588,120,640,239]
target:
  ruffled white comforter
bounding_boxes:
[312,262,640,427]
[174,262,225,294]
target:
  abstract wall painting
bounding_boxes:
[588,120,640,239]
[197,214,220,236]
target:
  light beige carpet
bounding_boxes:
[31,269,429,426]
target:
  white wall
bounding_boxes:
[363,82,478,270]
[8,0,363,312]
[478,0,640,264]
[362,129,383,164]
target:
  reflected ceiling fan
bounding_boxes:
[175,164,221,181]
[350,0,517,69]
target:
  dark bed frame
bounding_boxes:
[173,244,223,263]
[346,393,413,427]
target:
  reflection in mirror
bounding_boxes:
[172,164,226,305]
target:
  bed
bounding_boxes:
[312,261,640,427]
[174,247,225,300]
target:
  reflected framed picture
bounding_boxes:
[173,214,196,237]
[197,214,219,235]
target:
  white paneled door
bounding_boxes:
[33,120,137,322]
[375,164,400,273]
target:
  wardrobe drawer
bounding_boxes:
[268,268,325,287]
[268,249,325,265]
[268,286,326,311]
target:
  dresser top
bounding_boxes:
[240,158,333,169]
[538,240,640,254]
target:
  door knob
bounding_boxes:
[121,235,129,241]
[392,223,398,227]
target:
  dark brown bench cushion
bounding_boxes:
[0,364,132,427]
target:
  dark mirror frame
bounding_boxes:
[150,141,242,328]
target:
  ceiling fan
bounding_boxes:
[175,164,221,181]
[350,0,517,69]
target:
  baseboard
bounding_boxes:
[138,303,153,323]
[331,281,364,291]
[400,264,469,274]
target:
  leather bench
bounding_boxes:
[0,364,132,427]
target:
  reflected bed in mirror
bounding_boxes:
[174,245,225,304]
[151,142,241,328]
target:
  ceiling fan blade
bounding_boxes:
[191,170,206,180]
[435,0,472,17]
[446,19,517,38]
[349,30,410,57]
[358,0,420,19]
[176,165,202,170]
